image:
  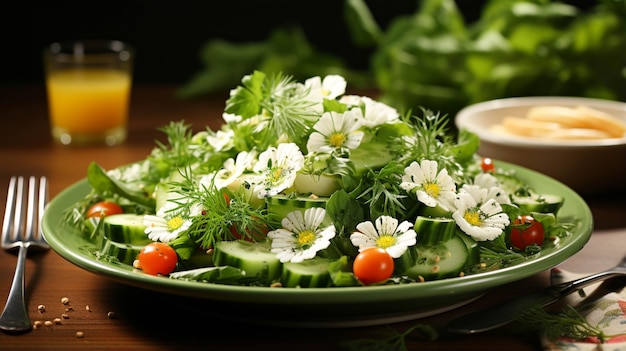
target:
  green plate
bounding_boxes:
[41,161,593,327]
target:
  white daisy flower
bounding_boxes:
[267,207,336,263]
[304,75,347,100]
[107,162,145,183]
[144,202,193,243]
[306,110,364,153]
[460,172,511,206]
[338,94,362,106]
[206,129,235,152]
[339,95,400,128]
[452,191,510,241]
[350,216,417,258]
[252,143,305,198]
[400,160,457,211]
[202,151,256,190]
[222,112,242,124]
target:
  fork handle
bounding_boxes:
[0,244,32,333]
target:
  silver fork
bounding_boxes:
[0,176,49,334]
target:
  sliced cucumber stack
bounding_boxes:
[98,213,151,265]
[102,214,150,245]
[212,240,282,283]
[281,257,333,288]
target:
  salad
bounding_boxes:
[64,70,575,288]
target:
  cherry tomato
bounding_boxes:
[352,247,394,285]
[136,242,178,275]
[481,157,495,172]
[86,201,123,218]
[509,215,545,250]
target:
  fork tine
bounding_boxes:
[13,177,26,242]
[25,177,37,242]
[1,176,17,244]
[36,177,48,245]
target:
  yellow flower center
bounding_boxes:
[321,88,331,97]
[463,211,482,226]
[423,182,440,198]
[376,235,396,249]
[297,230,316,246]
[268,167,285,183]
[328,133,346,148]
[167,216,184,231]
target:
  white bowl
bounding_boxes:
[455,96,626,195]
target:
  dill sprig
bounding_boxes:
[151,121,198,169]
[404,109,468,183]
[225,71,320,152]
[357,161,410,220]
[341,324,438,351]
[516,305,605,342]
[170,168,271,249]
[262,73,320,149]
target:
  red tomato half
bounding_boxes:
[86,201,123,218]
[352,247,394,285]
[509,215,545,250]
[481,157,495,172]
[137,242,178,275]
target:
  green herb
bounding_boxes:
[516,305,606,342]
[87,162,155,209]
[168,168,271,251]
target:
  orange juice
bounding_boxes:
[46,69,131,144]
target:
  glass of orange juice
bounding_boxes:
[43,40,134,146]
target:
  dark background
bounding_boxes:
[5,0,592,86]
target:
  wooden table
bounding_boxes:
[1,84,625,350]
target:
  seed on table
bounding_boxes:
[44,321,53,327]
[107,311,116,319]
[53,318,62,325]
[37,304,46,313]
[85,305,91,312]
[61,297,70,305]
[62,313,69,319]
[33,321,43,329]
[76,331,84,338]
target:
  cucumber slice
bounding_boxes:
[512,193,564,214]
[266,194,329,224]
[402,236,469,281]
[413,216,458,245]
[281,257,333,288]
[102,214,150,245]
[212,240,281,282]
[293,173,341,197]
[393,244,419,275]
[456,231,480,268]
[155,171,186,213]
[98,240,146,265]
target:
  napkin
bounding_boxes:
[541,267,626,351]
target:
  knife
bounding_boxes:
[447,259,626,334]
